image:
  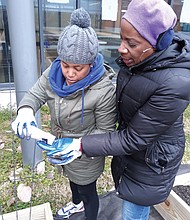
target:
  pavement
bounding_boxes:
[0,89,17,109]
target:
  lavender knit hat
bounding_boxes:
[122,0,177,49]
[57,8,98,64]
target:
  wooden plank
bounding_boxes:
[44,203,54,220]
[0,203,53,220]
[154,190,190,220]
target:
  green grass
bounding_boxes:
[0,105,190,215]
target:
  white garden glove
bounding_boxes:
[12,107,37,140]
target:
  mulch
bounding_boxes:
[173,185,190,206]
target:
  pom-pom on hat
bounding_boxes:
[122,0,177,50]
[57,8,99,64]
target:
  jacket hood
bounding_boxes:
[146,34,190,70]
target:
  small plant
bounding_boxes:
[40,105,51,132]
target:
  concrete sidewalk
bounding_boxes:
[0,90,17,109]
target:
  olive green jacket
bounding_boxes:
[19,66,116,185]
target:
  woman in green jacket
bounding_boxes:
[12,8,116,220]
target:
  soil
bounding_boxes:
[172,185,190,206]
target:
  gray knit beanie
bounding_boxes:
[57,8,99,64]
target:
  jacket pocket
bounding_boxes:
[111,156,128,188]
[145,142,168,174]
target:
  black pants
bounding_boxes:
[70,180,99,220]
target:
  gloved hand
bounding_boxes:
[36,138,82,165]
[48,150,82,165]
[12,107,37,140]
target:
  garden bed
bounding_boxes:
[0,203,53,220]
[173,185,190,206]
[154,172,190,220]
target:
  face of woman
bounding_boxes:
[60,61,91,85]
[118,19,155,67]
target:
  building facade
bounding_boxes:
[0,0,188,88]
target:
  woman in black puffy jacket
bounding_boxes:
[34,0,190,219]
[81,0,190,219]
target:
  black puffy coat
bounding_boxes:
[82,34,190,206]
